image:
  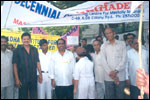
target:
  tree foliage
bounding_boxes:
[41,25,88,36]
[18,27,32,33]
[1,1,4,6]
[48,1,86,9]
[108,22,139,34]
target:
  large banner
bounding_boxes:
[1,1,149,28]
[1,30,60,52]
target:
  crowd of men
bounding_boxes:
[1,27,149,99]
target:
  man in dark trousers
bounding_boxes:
[51,39,75,99]
[13,32,43,99]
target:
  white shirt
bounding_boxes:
[101,40,126,81]
[74,57,94,80]
[50,50,75,86]
[1,49,14,87]
[126,45,146,51]
[126,48,149,86]
[126,45,132,51]
[73,52,78,58]
[144,43,149,51]
[144,43,149,69]
[125,45,149,79]
[39,51,53,78]
[92,52,104,83]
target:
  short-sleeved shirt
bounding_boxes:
[12,45,39,83]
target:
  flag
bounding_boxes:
[61,25,79,49]
[32,27,48,35]
[130,1,144,14]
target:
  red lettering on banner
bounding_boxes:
[109,4,116,10]
[13,18,28,25]
[138,5,141,8]
[116,3,124,10]
[124,2,130,9]
[77,2,132,13]
[86,9,95,12]
[95,5,102,12]
[13,18,19,24]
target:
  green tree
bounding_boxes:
[18,27,32,33]
[6,1,89,38]
[1,1,4,6]
[38,1,89,37]
[48,1,86,9]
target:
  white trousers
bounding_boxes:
[1,85,14,99]
[13,86,19,99]
[77,77,95,99]
[38,73,52,99]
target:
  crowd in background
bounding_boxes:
[1,27,149,99]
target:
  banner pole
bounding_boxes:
[4,1,13,28]
[138,3,144,99]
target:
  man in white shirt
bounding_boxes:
[1,36,14,99]
[126,38,149,99]
[125,33,135,92]
[92,40,105,99]
[38,39,53,99]
[51,39,75,99]
[126,33,136,51]
[144,33,149,72]
[125,33,147,88]
[145,33,149,52]
[101,28,126,99]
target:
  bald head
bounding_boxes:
[76,47,86,56]
[105,28,115,41]
[105,28,114,33]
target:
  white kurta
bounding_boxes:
[74,57,95,99]
[38,51,53,99]
[126,48,149,86]
[92,52,105,99]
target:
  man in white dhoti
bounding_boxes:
[73,47,95,99]
[38,39,53,99]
